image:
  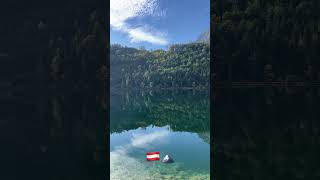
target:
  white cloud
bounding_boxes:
[128,27,168,45]
[110,0,168,45]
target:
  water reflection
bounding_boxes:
[111,90,210,134]
[0,89,107,179]
[110,90,210,179]
[213,86,320,179]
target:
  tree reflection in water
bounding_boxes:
[213,87,320,179]
[111,89,210,141]
[0,88,107,179]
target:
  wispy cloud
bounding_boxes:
[110,0,168,45]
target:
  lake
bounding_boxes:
[213,87,320,179]
[110,89,210,179]
[0,89,107,179]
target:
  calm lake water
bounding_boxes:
[0,89,107,179]
[213,87,320,179]
[110,90,210,179]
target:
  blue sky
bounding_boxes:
[110,0,210,50]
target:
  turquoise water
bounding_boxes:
[110,90,210,179]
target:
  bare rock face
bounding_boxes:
[162,155,174,163]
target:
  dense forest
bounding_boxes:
[0,1,108,179]
[212,0,320,179]
[111,42,210,89]
[212,0,320,82]
[0,0,108,89]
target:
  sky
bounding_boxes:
[110,0,210,50]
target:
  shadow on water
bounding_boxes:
[213,86,320,179]
[0,87,107,179]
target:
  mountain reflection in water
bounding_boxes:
[111,90,210,136]
[213,87,320,179]
[0,89,107,179]
[110,90,210,179]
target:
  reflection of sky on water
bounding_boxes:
[110,90,210,179]
[111,126,170,151]
[110,125,210,179]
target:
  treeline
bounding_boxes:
[111,43,210,89]
[212,0,320,82]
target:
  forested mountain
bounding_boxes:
[111,42,210,89]
[212,0,320,82]
[1,0,108,88]
[212,1,320,179]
